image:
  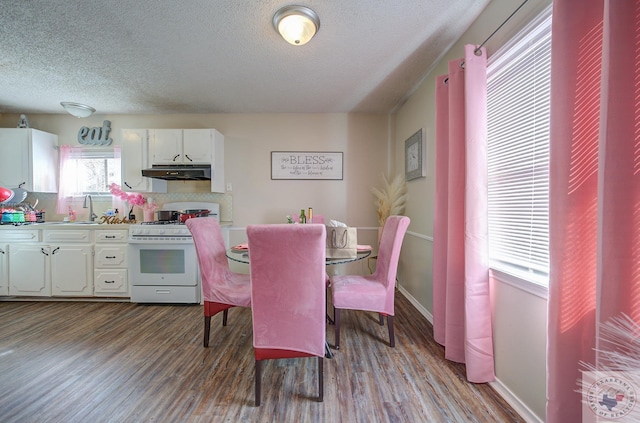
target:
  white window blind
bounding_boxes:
[65,148,121,194]
[486,7,552,281]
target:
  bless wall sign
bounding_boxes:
[271,151,343,180]
[77,120,113,145]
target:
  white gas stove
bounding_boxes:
[128,202,219,304]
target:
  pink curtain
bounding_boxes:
[433,44,495,383]
[56,145,83,214]
[546,0,640,421]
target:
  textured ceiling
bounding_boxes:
[0,0,490,115]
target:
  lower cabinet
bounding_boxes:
[8,243,49,296]
[94,230,129,297]
[2,230,47,296]
[1,227,129,299]
[44,230,93,297]
[6,230,93,297]
[0,244,7,296]
[51,244,93,296]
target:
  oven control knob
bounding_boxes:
[158,229,165,234]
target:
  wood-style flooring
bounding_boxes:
[0,294,524,422]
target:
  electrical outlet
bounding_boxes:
[226,182,232,192]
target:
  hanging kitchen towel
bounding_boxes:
[326,226,357,259]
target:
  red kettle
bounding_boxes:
[0,187,14,203]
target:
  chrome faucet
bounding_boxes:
[83,194,98,222]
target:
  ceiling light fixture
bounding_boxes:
[60,101,96,118]
[273,5,320,46]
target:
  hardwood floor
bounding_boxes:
[0,294,524,423]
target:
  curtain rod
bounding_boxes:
[473,0,530,56]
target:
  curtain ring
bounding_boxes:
[443,77,449,85]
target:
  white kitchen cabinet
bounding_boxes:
[44,229,93,297]
[0,229,44,296]
[148,129,225,193]
[94,229,129,297]
[120,129,167,193]
[0,244,8,296]
[149,129,212,164]
[8,243,49,296]
[50,244,93,296]
[0,128,58,193]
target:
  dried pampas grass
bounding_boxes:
[371,173,407,226]
[577,314,640,421]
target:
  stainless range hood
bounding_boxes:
[142,164,211,181]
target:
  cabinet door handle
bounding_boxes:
[124,181,132,189]
[105,256,116,259]
[105,280,115,284]
[0,248,5,254]
[105,235,116,239]
[41,248,49,256]
[52,247,60,255]
[185,154,193,162]
[172,154,180,161]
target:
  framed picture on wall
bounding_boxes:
[405,128,426,181]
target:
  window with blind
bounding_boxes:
[64,148,121,195]
[486,6,552,284]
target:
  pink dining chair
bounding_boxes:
[186,218,251,347]
[246,223,327,406]
[330,215,410,349]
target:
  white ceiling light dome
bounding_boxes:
[60,102,95,118]
[273,5,320,46]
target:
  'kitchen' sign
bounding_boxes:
[77,120,113,145]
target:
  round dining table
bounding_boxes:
[226,247,372,265]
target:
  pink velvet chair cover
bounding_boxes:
[246,223,326,405]
[186,218,251,346]
[331,215,410,348]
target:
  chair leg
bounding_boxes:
[378,313,384,325]
[318,356,324,402]
[222,309,228,326]
[334,308,341,350]
[204,315,211,347]
[388,315,395,347]
[326,286,334,325]
[255,359,262,406]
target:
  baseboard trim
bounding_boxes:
[396,286,543,423]
[489,378,544,423]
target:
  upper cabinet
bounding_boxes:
[0,128,58,192]
[120,129,167,193]
[121,128,224,193]
[149,129,216,165]
[148,129,225,193]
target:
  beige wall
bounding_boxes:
[0,112,390,229]
[392,0,552,421]
[0,1,553,420]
